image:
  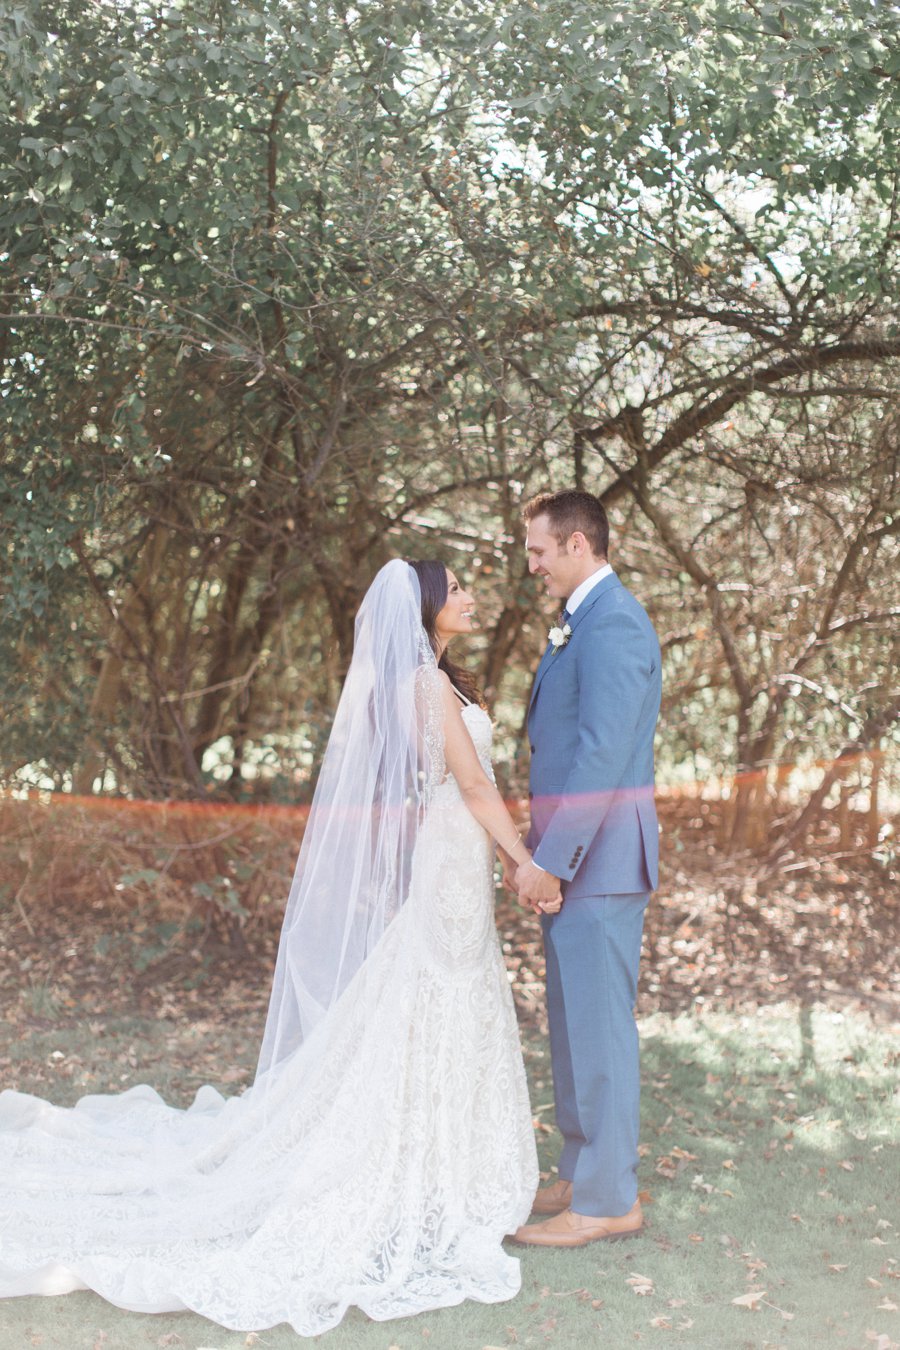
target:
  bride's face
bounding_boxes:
[434,570,476,642]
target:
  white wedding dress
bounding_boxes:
[0,702,538,1335]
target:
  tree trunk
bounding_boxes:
[729,770,769,851]
[481,597,529,703]
[73,525,170,794]
[867,753,882,849]
[768,696,900,859]
[837,782,852,852]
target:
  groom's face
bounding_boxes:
[525,514,580,601]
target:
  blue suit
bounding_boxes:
[527,572,661,1217]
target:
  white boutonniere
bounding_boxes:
[548,622,572,654]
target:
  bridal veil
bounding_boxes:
[255,557,445,1079]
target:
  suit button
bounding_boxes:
[530,744,535,753]
[528,791,534,799]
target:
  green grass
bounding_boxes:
[1,1004,897,1350]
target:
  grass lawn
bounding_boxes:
[1,1002,897,1350]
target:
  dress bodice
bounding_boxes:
[460,702,494,779]
[430,700,494,798]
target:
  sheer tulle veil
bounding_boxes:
[254,558,444,1083]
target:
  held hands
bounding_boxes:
[515,858,563,915]
[497,844,563,916]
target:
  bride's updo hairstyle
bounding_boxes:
[406,558,483,707]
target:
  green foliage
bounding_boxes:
[0,0,896,829]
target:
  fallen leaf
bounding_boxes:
[650,1316,673,1329]
[688,1233,704,1242]
[840,1160,855,1171]
[732,1289,765,1310]
[828,1264,849,1273]
[877,1299,899,1312]
[627,1272,654,1296]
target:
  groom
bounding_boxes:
[511,489,661,1247]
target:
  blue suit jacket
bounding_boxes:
[526,573,661,897]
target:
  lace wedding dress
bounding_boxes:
[0,701,538,1334]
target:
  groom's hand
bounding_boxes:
[516,859,563,914]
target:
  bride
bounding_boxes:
[0,558,553,1336]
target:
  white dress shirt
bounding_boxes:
[564,562,614,616]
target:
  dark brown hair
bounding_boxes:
[406,559,482,707]
[523,489,610,559]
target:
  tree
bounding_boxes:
[1,0,896,840]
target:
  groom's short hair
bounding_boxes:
[523,490,610,559]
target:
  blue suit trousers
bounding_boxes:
[541,891,649,1217]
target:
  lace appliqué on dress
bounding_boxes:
[414,651,446,799]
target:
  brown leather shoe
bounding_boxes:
[531,1178,573,1215]
[511,1200,643,1248]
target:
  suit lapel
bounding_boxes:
[528,641,556,712]
[565,571,619,634]
[528,573,621,714]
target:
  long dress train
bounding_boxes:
[0,703,538,1335]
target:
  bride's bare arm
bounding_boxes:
[437,673,531,867]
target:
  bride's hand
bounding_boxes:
[497,847,520,895]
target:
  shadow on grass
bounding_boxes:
[1,1003,897,1350]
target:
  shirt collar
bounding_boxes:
[565,562,614,616]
